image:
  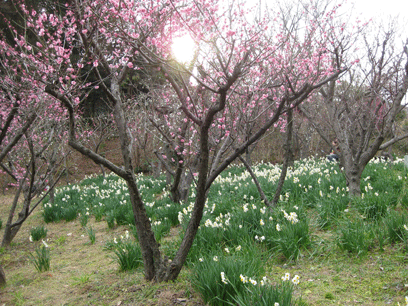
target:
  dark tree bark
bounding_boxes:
[272,106,294,205]
[0,264,6,287]
[2,176,27,247]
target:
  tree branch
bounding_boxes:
[238,155,271,206]
[379,133,408,150]
[0,112,37,164]
[45,86,129,178]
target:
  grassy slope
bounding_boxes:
[0,197,203,305]
[1,195,407,305]
[1,157,408,305]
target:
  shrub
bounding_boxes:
[232,277,298,306]
[354,195,388,220]
[154,203,182,226]
[337,219,374,256]
[106,211,115,229]
[383,211,408,244]
[112,240,143,271]
[30,226,48,242]
[80,213,89,227]
[191,252,264,306]
[62,206,78,222]
[86,226,96,244]
[114,205,131,226]
[43,202,61,223]
[255,208,311,261]
[186,219,242,263]
[316,197,349,229]
[270,220,312,261]
[152,219,171,242]
[29,244,50,272]
[93,208,104,222]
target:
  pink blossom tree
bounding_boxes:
[2,0,345,281]
[0,113,67,248]
[0,21,70,284]
[0,68,68,248]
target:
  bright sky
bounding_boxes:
[350,0,408,105]
[350,0,408,21]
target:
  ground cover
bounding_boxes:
[1,157,408,305]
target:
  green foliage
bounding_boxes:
[191,252,264,306]
[30,226,48,242]
[7,156,408,304]
[337,219,375,256]
[247,207,311,261]
[152,219,171,242]
[93,207,104,222]
[72,274,91,285]
[41,157,408,271]
[42,173,174,231]
[316,196,349,229]
[109,237,143,272]
[55,235,66,246]
[231,279,297,306]
[325,292,335,300]
[86,226,96,244]
[354,194,390,220]
[154,201,182,226]
[271,220,311,261]
[186,224,231,263]
[106,210,115,229]
[62,205,78,222]
[43,202,61,223]
[79,212,89,227]
[383,211,408,244]
[113,205,131,226]
[29,245,50,272]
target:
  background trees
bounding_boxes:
[300,20,408,196]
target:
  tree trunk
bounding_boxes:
[344,164,363,197]
[1,178,24,247]
[160,85,229,281]
[49,159,55,204]
[2,197,30,247]
[170,161,184,203]
[169,166,195,203]
[156,145,194,203]
[239,155,271,206]
[152,160,161,178]
[49,186,55,204]
[178,170,194,202]
[111,80,164,281]
[2,223,22,247]
[0,264,6,287]
[127,177,164,281]
[161,123,211,281]
[272,106,294,205]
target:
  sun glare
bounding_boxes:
[172,35,196,63]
